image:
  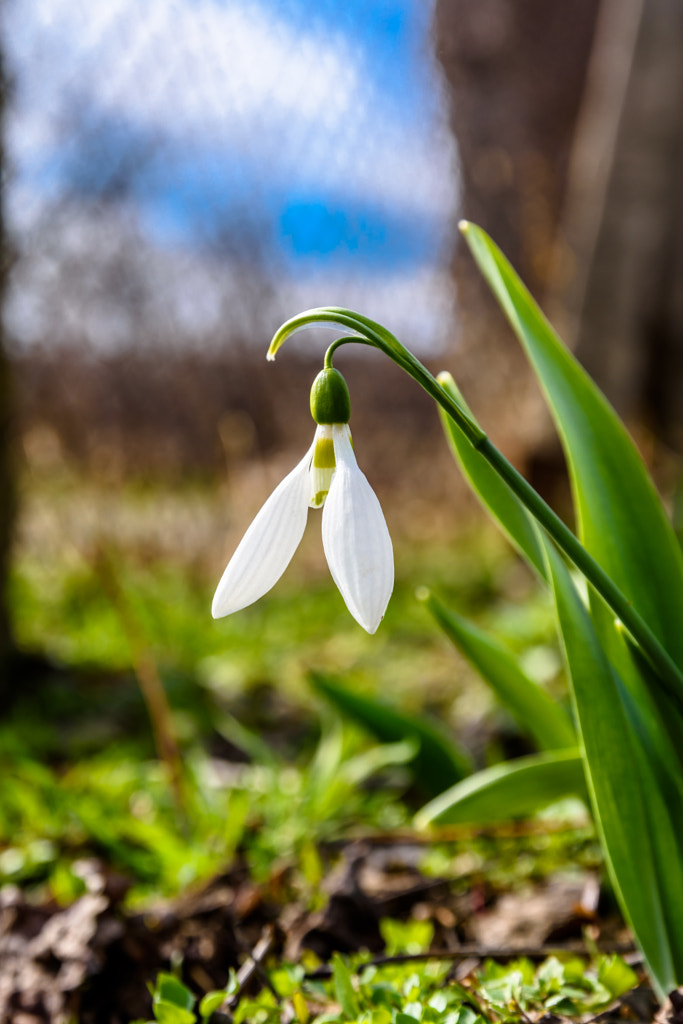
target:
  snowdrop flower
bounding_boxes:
[212,367,394,633]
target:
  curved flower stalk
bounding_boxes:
[212,372,393,634]
[254,224,683,1000]
[268,300,683,705]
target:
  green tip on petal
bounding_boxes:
[313,435,336,468]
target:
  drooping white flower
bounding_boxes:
[211,421,394,633]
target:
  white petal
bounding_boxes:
[322,425,394,633]
[212,444,313,618]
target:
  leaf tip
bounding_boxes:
[413,807,434,832]
[267,324,289,360]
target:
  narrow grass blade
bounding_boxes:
[215,711,279,768]
[331,953,359,1020]
[415,749,586,828]
[461,221,683,678]
[309,671,472,796]
[544,539,679,998]
[423,590,575,752]
[437,372,546,580]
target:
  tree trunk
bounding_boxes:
[433,0,600,458]
[557,0,683,449]
[0,47,15,701]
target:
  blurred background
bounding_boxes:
[1,0,683,933]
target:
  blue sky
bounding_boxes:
[5,0,459,348]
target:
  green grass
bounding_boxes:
[10,472,559,721]
[1,471,615,1019]
[3,471,572,904]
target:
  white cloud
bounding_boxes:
[4,0,459,352]
[5,203,454,352]
[6,0,458,219]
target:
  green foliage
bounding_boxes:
[418,826,600,891]
[461,223,683,675]
[10,481,518,731]
[4,477,574,905]
[151,973,196,1024]
[435,372,546,580]
[421,592,575,752]
[8,491,528,902]
[380,919,435,957]
[475,953,637,1019]
[10,226,683,1007]
[291,234,683,998]
[141,933,638,1024]
[415,749,586,827]
[0,721,413,901]
[332,953,361,1020]
[444,223,683,997]
[310,671,472,796]
[544,542,683,995]
[137,971,237,1024]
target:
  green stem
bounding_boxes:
[477,440,683,708]
[272,308,486,447]
[270,307,683,703]
[324,337,374,369]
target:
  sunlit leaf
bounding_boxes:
[152,973,196,1024]
[423,591,575,751]
[309,671,472,796]
[597,955,639,998]
[414,749,586,827]
[461,221,683,684]
[331,953,359,1020]
[199,989,227,1021]
[543,539,680,998]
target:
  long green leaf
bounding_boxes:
[423,590,575,752]
[309,671,472,796]
[614,653,683,978]
[622,631,683,779]
[461,221,683,678]
[543,539,679,998]
[437,372,546,580]
[415,749,586,828]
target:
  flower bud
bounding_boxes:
[310,367,351,425]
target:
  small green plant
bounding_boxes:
[141,930,638,1023]
[0,718,412,902]
[135,970,238,1024]
[255,225,683,1000]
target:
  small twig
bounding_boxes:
[320,818,593,850]
[93,544,187,821]
[227,925,280,1012]
[304,942,639,980]
[511,997,535,1024]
